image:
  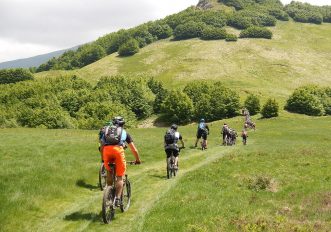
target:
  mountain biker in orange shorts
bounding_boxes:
[100,116,141,207]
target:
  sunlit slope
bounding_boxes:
[36,21,331,102]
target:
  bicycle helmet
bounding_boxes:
[113,116,125,126]
[200,118,205,123]
[171,124,178,130]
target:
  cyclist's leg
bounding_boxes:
[114,146,126,199]
[165,149,171,166]
[103,146,116,186]
[195,131,202,147]
[203,134,207,148]
[174,149,179,167]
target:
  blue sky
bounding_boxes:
[0,0,329,62]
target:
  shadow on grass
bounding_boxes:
[149,174,166,180]
[76,179,99,190]
[64,211,101,222]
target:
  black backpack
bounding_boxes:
[104,125,122,145]
[164,129,176,145]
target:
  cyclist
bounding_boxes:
[164,124,184,170]
[100,116,141,207]
[241,129,248,145]
[221,123,229,145]
[194,118,209,149]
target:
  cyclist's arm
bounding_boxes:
[126,133,141,163]
[179,134,184,148]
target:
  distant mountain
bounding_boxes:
[0,46,79,69]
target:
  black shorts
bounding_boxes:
[197,130,207,140]
[165,148,179,158]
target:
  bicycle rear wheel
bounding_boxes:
[99,163,107,191]
[102,186,115,224]
[120,177,131,212]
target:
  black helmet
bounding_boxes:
[171,124,178,130]
[113,116,125,126]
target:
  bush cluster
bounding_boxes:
[285,85,331,116]
[228,11,276,30]
[118,38,139,56]
[244,94,261,115]
[285,2,325,24]
[182,81,240,121]
[225,34,238,42]
[240,26,272,39]
[201,26,227,40]
[0,75,157,129]
[0,68,34,84]
[261,98,279,118]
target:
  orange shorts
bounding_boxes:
[102,145,126,177]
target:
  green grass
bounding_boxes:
[0,114,330,231]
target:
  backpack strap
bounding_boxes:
[119,129,127,145]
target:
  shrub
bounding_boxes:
[268,9,289,21]
[225,34,238,41]
[285,2,324,24]
[161,90,194,124]
[184,81,240,121]
[200,10,227,28]
[130,25,156,48]
[261,98,279,118]
[240,26,272,39]
[227,13,253,29]
[148,22,173,39]
[200,26,227,40]
[77,44,106,67]
[220,0,244,10]
[118,38,139,56]
[0,69,34,84]
[174,21,206,40]
[244,94,261,115]
[285,85,329,116]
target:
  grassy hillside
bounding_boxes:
[0,113,330,231]
[35,21,331,103]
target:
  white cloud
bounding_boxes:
[0,0,329,62]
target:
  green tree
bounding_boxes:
[261,98,279,118]
[118,38,140,56]
[0,68,34,84]
[244,94,261,115]
[161,90,194,124]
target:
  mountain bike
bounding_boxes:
[98,162,107,191]
[166,147,184,179]
[102,162,133,224]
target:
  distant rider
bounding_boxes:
[241,129,248,145]
[164,124,185,170]
[194,118,209,149]
[100,116,141,207]
[221,123,228,145]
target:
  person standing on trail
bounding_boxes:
[221,123,229,145]
[164,124,185,169]
[241,129,248,145]
[194,118,209,149]
[100,116,141,207]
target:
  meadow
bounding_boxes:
[0,112,330,231]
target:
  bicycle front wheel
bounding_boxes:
[120,177,131,212]
[102,186,115,224]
